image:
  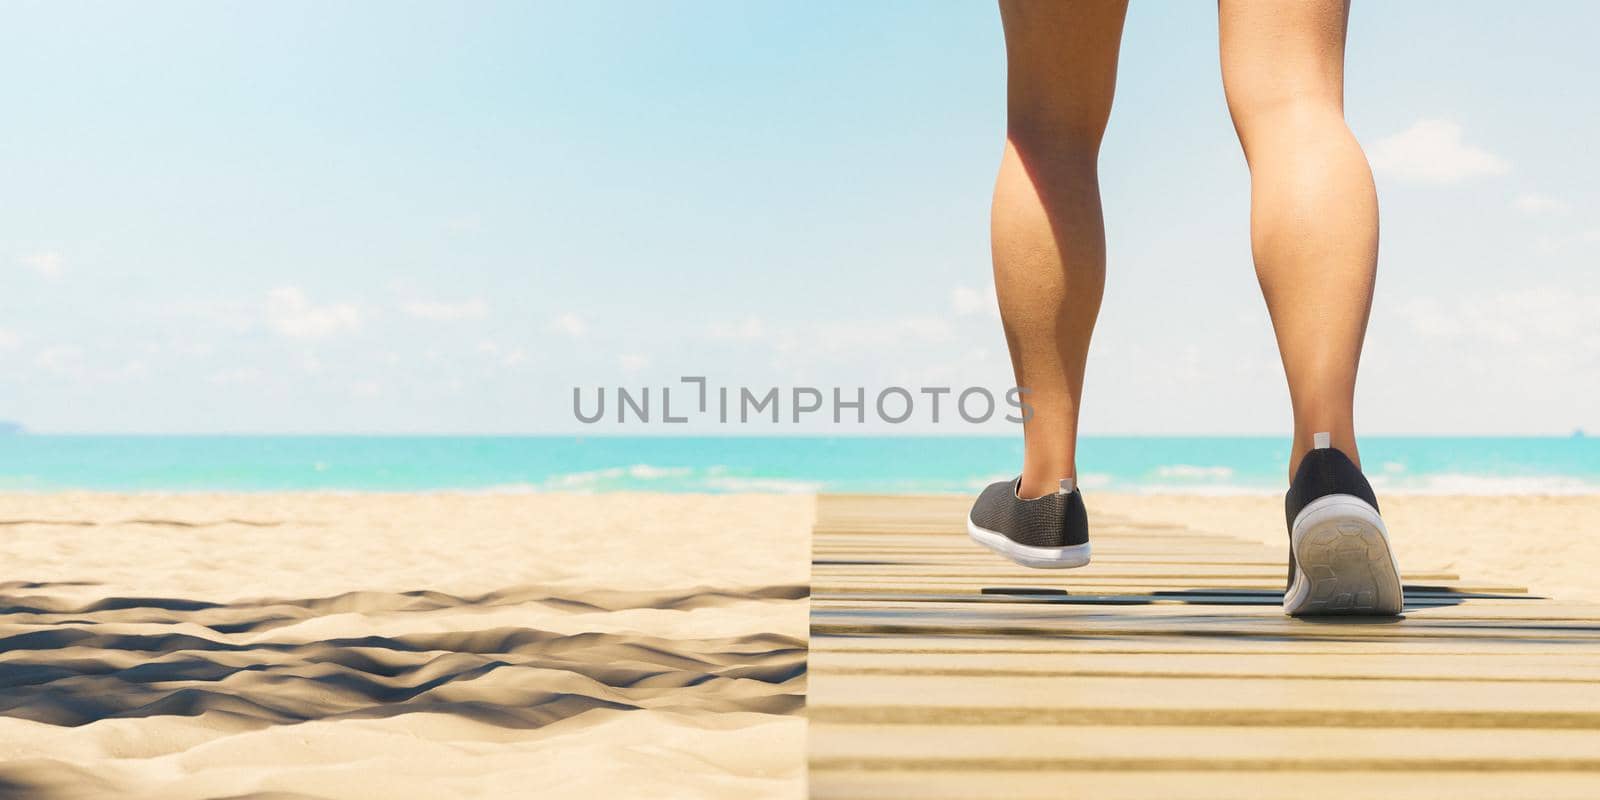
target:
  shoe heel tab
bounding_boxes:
[1292,443,1360,488]
[1301,433,1359,473]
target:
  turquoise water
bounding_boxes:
[0,435,1595,494]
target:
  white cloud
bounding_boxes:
[1533,227,1600,255]
[173,340,216,358]
[618,353,649,373]
[1513,192,1568,216]
[766,316,963,382]
[399,298,488,321]
[808,316,955,352]
[1375,287,1600,431]
[210,367,261,385]
[1396,297,1462,339]
[34,345,84,374]
[548,313,587,338]
[109,360,148,381]
[476,340,527,367]
[19,250,64,277]
[951,285,997,317]
[0,329,18,351]
[265,287,363,339]
[1397,287,1600,347]
[1369,120,1509,184]
[707,315,766,340]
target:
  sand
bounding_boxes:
[0,493,811,799]
[1096,494,1600,604]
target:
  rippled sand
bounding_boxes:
[0,493,811,799]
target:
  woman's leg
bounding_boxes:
[1218,0,1378,478]
[994,0,1128,499]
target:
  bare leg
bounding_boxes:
[1219,0,1378,478]
[994,0,1128,499]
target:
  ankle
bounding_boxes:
[1288,429,1361,479]
[1018,471,1073,500]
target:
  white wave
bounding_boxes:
[425,464,816,494]
[542,466,628,489]
[540,464,694,489]
[1384,473,1600,495]
[1075,473,1114,490]
[626,464,693,479]
[701,476,821,494]
[1153,464,1235,480]
[452,483,545,494]
[1129,483,1279,497]
[964,474,1014,490]
[1130,472,1599,496]
[961,472,1113,492]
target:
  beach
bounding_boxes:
[1,490,1597,797]
[0,493,811,799]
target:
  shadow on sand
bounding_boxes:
[0,581,808,795]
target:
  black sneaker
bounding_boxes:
[966,477,1091,569]
[1283,432,1403,616]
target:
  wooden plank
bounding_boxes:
[811,651,1600,682]
[810,724,1600,765]
[814,634,1600,656]
[808,672,1600,717]
[809,770,1600,800]
[807,494,1600,797]
[812,559,1312,569]
[814,590,1526,605]
[812,540,1269,552]
[811,579,1532,596]
[808,564,1464,579]
[813,599,1596,621]
[811,616,1600,642]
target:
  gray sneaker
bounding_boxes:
[1282,433,1404,616]
[966,477,1091,569]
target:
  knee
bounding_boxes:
[1225,88,1347,159]
[1004,60,1117,165]
[1227,85,1343,128]
[1005,111,1109,172]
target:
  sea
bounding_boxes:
[0,435,1595,494]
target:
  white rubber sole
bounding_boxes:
[966,518,1091,569]
[1283,494,1404,616]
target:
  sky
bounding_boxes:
[2,1,1596,434]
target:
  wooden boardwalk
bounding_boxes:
[808,494,1600,799]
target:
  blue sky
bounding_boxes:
[2,1,1596,434]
